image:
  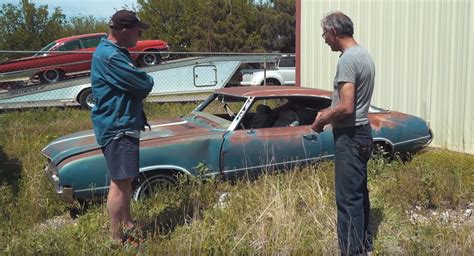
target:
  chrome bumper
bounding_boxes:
[44,161,75,205]
[425,128,434,146]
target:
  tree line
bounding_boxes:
[0,0,294,59]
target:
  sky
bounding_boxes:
[0,0,139,19]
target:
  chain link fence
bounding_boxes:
[0,49,295,110]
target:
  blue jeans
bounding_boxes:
[333,124,373,255]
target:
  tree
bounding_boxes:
[0,0,296,55]
[137,0,294,53]
[137,0,199,52]
[258,0,295,53]
[64,15,109,36]
[0,0,66,52]
[190,0,263,52]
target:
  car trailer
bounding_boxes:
[0,54,280,110]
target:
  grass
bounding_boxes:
[0,104,473,254]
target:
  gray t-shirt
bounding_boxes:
[331,45,375,128]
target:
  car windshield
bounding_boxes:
[184,94,247,129]
[34,42,57,56]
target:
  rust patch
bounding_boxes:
[58,148,102,169]
[369,111,412,132]
[140,132,217,148]
[216,86,332,98]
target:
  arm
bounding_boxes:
[311,82,355,132]
[106,53,154,98]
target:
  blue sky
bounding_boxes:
[0,0,139,19]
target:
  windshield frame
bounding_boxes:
[33,41,58,57]
[189,93,251,131]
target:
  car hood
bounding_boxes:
[41,117,218,166]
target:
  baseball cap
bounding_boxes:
[109,10,150,30]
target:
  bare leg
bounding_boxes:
[107,178,135,240]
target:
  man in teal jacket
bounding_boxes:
[91,10,153,243]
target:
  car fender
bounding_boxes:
[75,85,93,103]
[139,165,192,176]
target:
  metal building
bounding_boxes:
[296,0,474,154]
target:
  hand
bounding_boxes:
[311,122,325,133]
[311,109,329,133]
[311,112,325,132]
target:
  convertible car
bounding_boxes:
[42,86,433,204]
[0,33,168,85]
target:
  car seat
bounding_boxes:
[272,109,300,127]
[249,104,272,128]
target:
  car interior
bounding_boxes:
[199,95,332,130]
[238,97,332,129]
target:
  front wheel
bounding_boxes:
[138,52,161,67]
[132,172,178,201]
[78,88,95,110]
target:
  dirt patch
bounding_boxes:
[406,202,473,228]
[34,214,77,232]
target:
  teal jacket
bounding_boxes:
[91,37,154,146]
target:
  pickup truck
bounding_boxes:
[240,55,295,86]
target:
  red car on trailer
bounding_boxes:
[0,33,168,85]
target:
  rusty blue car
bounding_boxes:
[42,86,433,204]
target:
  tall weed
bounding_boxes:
[1,105,473,254]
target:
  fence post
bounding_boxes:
[263,55,267,86]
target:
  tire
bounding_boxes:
[372,141,393,160]
[68,201,89,220]
[78,88,95,110]
[261,79,281,86]
[138,51,161,67]
[41,69,63,83]
[132,172,178,201]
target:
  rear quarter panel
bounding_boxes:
[369,111,432,152]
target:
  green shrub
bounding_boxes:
[377,149,473,209]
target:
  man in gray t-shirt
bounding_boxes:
[311,11,375,255]
[331,45,375,128]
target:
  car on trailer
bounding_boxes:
[0,33,169,85]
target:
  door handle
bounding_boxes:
[303,134,318,141]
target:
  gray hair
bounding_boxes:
[321,11,354,37]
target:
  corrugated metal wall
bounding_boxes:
[299,0,474,154]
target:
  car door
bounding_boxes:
[79,35,104,70]
[221,125,325,180]
[54,38,89,73]
[219,94,328,178]
[302,127,335,162]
